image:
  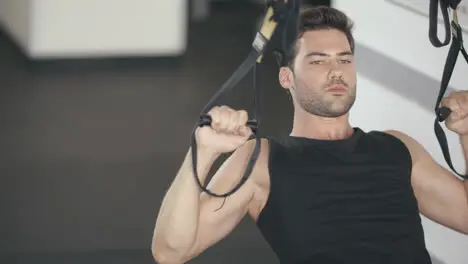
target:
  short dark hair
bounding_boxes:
[283,6,355,67]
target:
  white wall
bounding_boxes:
[0,0,188,59]
[334,1,468,263]
[335,0,468,90]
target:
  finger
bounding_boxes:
[444,91,468,121]
[455,93,468,114]
[226,106,239,133]
[217,107,230,132]
[447,111,462,123]
[441,95,451,108]
[445,102,465,122]
[236,110,249,134]
[442,96,461,112]
[224,107,242,134]
[210,106,224,132]
[215,107,225,132]
[239,125,253,138]
[223,106,238,133]
[227,109,238,133]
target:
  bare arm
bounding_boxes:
[386,130,468,235]
[151,146,219,263]
[151,106,267,263]
[152,140,264,263]
[189,139,267,258]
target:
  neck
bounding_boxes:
[290,108,354,140]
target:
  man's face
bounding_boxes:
[280,29,357,118]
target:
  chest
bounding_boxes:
[254,135,426,262]
[266,141,419,218]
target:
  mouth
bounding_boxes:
[326,85,347,93]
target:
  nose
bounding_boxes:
[327,61,343,79]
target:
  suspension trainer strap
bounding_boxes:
[190,0,302,197]
[430,1,468,179]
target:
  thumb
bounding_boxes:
[238,125,252,137]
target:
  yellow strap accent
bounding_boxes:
[256,0,288,62]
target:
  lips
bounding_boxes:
[326,85,347,92]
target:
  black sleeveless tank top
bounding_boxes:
[256,128,432,264]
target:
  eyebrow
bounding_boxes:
[305,51,353,57]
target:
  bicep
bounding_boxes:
[386,130,468,234]
[411,152,468,234]
[186,139,268,259]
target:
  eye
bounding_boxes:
[339,59,352,64]
[309,60,323,65]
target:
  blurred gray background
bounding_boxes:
[0,0,331,263]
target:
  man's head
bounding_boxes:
[278,6,356,118]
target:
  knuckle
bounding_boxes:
[219,105,231,111]
[208,107,219,118]
[239,110,249,123]
[220,107,232,117]
[238,109,248,118]
[228,114,237,129]
[211,105,221,111]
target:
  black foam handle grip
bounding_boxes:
[198,114,258,133]
[437,106,452,122]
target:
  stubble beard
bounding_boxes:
[294,79,356,118]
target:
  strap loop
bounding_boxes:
[429,0,462,47]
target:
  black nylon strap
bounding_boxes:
[190,0,301,197]
[429,0,462,46]
[429,0,452,47]
[433,18,468,180]
[190,50,262,197]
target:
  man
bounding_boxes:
[151,6,468,264]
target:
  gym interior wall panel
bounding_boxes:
[1,0,189,59]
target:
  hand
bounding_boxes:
[442,91,468,135]
[196,106,253,154]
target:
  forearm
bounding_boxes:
[152,148,218,259]
[459,134,468,196]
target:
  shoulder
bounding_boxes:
[382,129,428,163]
[240,136,290,162]
[238,137,271,158]
[228,137,270,158]
[382,129,414,143]
[234,137,271,180]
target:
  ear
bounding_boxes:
[278,66,294,90]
